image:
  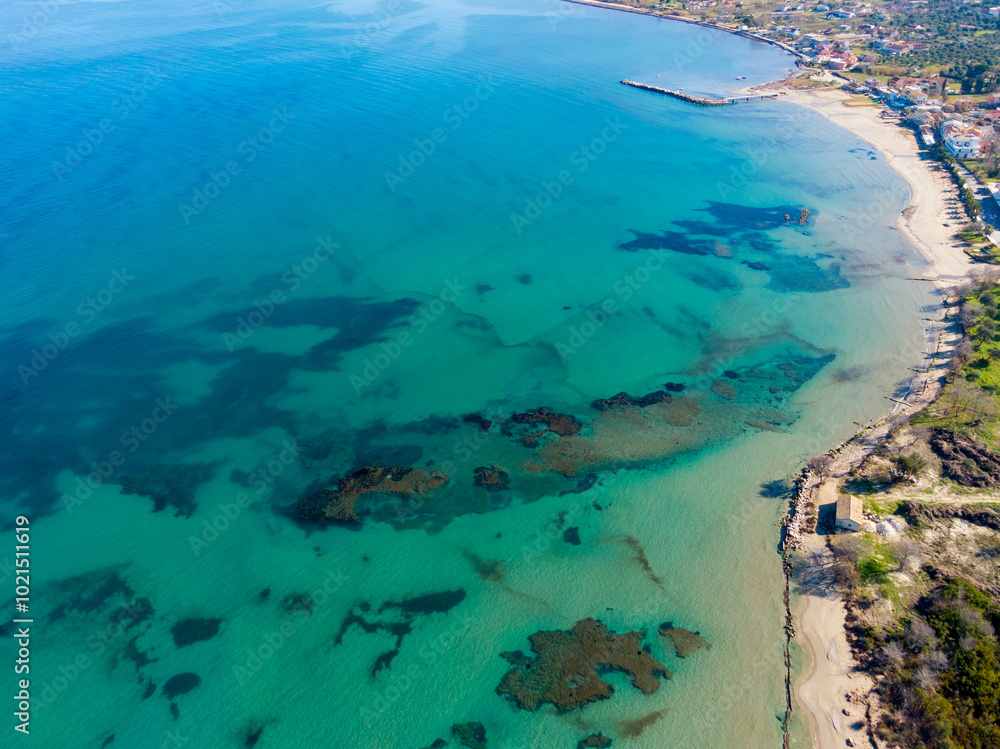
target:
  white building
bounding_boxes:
[944,126,982,158]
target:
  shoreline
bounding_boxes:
[775,89,972,747]
[558,0,807,59]
[562,1,977,743]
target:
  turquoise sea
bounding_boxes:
[1,0,934,747]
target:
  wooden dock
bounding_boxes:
[620,79,782,106]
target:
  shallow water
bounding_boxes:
[1,0,933,746]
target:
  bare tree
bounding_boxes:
[905,618,937,653]
[884,640,906,670]
[894,537,922,571]
[808,453,834,477]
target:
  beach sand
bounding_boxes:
[784,88,973,280]
[780,88,975,748]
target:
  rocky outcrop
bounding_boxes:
[290,467,449,524]
[511,408,583,436]
[496,618,670,712]
[591,390,672,411]
[473,466,509,490]
[462,414,493,432]
[577,735,612,749]
[929,428,1000,487]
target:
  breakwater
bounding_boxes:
[620,79,781,105]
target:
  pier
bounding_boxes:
[620,79,782,106]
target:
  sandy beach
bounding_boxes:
[779,88,975,748]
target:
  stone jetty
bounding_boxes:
[620,79,781,106]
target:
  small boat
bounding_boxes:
[736,76,746,80]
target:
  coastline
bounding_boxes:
[777,90,972,747]
[558,0,806,58]
[565,2,977,744]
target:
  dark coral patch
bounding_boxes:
[335,590,467,677]
[119,463,217,517]
[462,414,493,432]
[170,617,222,648]
[619,229,715,255]
[162,672,200,699]
[452,722,487,749]
[279,593,314,616]
[578,734,612,749]
[497,618,670,712]
[563,526,581,545]
[47,568,134,623]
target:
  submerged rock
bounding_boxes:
[162,672,200,700]
[473,466,509,490]
[496,618,670,712]
[710,380,737,400]
[170,617,222,648]
[577,735,612,749]
[290,466,449,524]
[462,413,493,432]
[511,408,583,437]
[590,390,672,411]
[658,622,710,658]
[451,721,487,749]
[119,463,217,517]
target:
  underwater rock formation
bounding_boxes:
[511,408,583,438]
[451,722,487,749]
[496,618,670,711]
[119,463,217,517]
[590,390,672,412]
[290,466,449,524]
[473,466,509,490]
[170,617,222,648]
[577,735,612,749]
[658,622,710,658]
